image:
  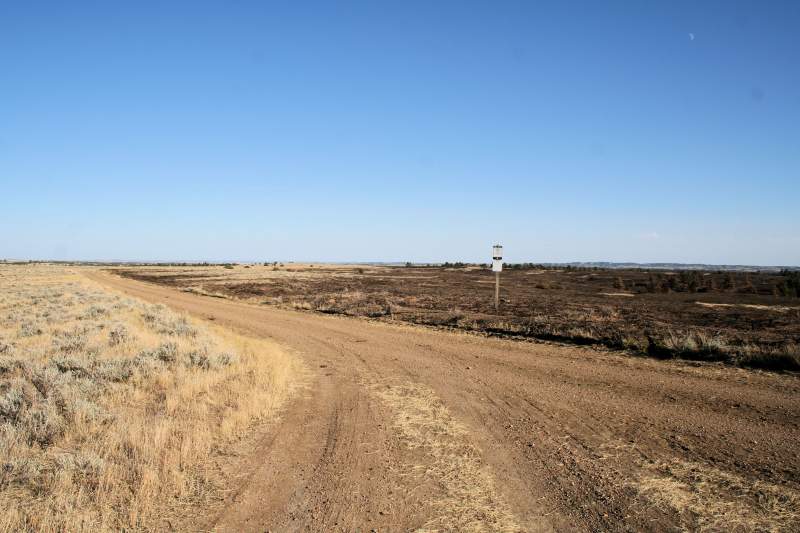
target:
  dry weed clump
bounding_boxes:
[735,342,800,371]
[0,265,296,532]
[647,330,800,371]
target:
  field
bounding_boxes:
[0,265,297,531]
[116,263,800,371]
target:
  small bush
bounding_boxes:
[20,400,65,446]
[166,318,197,337]
[52,329,88,353]
[0,358,28,376]
[51,355,91,376]
[444,309,465,325]
[694,332,728,355]
[131,353,165,375]
[187,351,211,370]
[141,310,159,324]
[83,305,109,319]
[92,359,134,382]
[2,311,22,327]
[648,331,729,361]
[0,339,14,356]
[187,350,237,370]
[0,382,28,421]
[141,304,168,324]
[141,305,198,337]
[1,457,46,490]
[55,451,105,484]
[18,322,43,338]
[30,367,68,398]
[214,352,238,367]
[108,324,132,346]
[140,341,178,363]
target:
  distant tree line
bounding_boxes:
[779,270,800,298]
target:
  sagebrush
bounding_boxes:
[0,265,295,532]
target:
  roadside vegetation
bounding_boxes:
[0,265,296,531]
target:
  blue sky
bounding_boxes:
[1,1,798,265]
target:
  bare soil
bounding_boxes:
[89,269,800,532]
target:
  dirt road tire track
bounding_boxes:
[86,270,800,532]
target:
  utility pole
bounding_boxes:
[492,244,503,311]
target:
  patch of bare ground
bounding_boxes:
[0,265,298,532]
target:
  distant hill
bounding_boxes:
[542,262,798,272]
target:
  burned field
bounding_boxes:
[115,264,800,371]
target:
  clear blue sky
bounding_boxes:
[1,1,798,265]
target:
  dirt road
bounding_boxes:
[87,271,800,532]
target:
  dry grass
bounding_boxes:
[696,302,800,313]
[638,459,800,532]
[0,265,297,532]
[375,382,521,532]
[648,330,800,370]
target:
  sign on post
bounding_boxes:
[492,244,502,310]
[492,244,503,271]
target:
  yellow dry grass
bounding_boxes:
[696,302,799,313]
[108,263,387,300]
[638,459,800,532]
[374,381,521,533]
[0,265,297,532]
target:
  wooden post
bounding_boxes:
[495,271,500,311]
